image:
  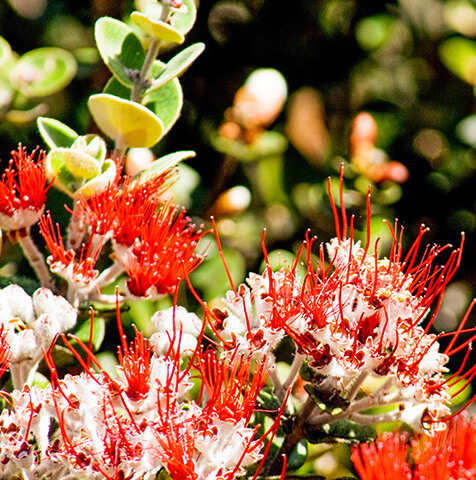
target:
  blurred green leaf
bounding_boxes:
[13,47,77,97]
[355,14,397,51]
[73,316,106,351]
[0,36,12,68]
[189,243,246,300]
[456,114,476,146]
[439,36,476,83]
[211,131,288,162]
[288,440,308,471]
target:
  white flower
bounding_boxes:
[150,305,202,356]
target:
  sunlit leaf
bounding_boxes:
[56,148,102,179]
[131,11,185,43]
[172,0,197,35]
[88,93,164,148]
[75,159,118,198]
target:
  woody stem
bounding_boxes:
[17,231,55,290]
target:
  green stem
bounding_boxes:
[116,2,173,156]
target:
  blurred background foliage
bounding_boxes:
[1,0,476,342]
[1,0,476,477]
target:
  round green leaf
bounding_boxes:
[59,148,102,179]
[71,135,107,164]
[439,36,476,83]
[144,75,183,136]
[103,76,132,99]
[0,36,12,68]
[45,149,78,196]
[131,11,185,43]
[37,116,78,149]
[13,47,77,97]
[75,159,118,198]
[95,17,146,86]
[171,0,197,36]
[146,42,205,94]
[88,93,164,148]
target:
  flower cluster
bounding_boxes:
[0,142,474,478]
[351,413,476,479]
[209,179,475,433]
[0,321,273,480]
[0,284,76,390]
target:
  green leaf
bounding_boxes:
[307,420,377,445]
[146,42,205,94]
[88,93,164,148]
[439,36,476,83]
[304,383,350,414]
[103,76,132,99]
[256,387,282,411]
[73,316,106,351]
[57,148,102,179]
[37,117,78,149]
[95,17,146,86]
[13,47,77,97]
[135,150,196,185]
[157,469,173,480]
[171,0,197,36]
[131,11,185,43]
[0,36,12,68]
[287,440,308,471]
[71,134,107,164]
[211,131,288,162]
[144,76,183,136]
[75,159,118,198]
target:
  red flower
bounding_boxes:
[116,326,152,401]
[0,146,50,231]
[198,348,270,424]
[39,212,100,284]
[124,203,206,298]
[351,414,476,480]
[351,431,412,480]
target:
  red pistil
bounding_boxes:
[125,203,206,297]
[39,213,101,283]
[198,348,269,424]
[116,325,152,401]
[0,146,50,217]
